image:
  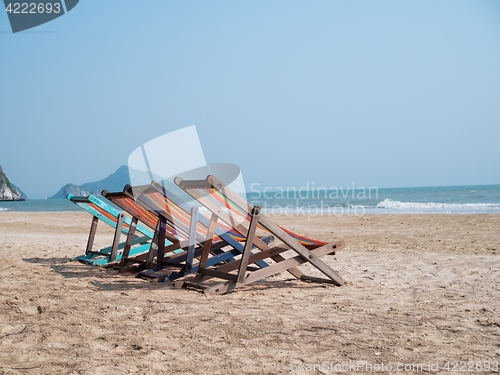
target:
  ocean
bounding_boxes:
[0,184,499,214]
[247,184,500,215]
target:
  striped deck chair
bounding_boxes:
[101,183,273,282]
[67,194,157,266]
[173,175,346,295]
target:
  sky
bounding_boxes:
[1,0,499,199]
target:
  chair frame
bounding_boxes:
[102,182,272,281]
[172,175,345,295]
[67,194,155,266]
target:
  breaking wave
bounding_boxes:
[376,199,500,212]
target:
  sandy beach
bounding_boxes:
[0,212,499,374]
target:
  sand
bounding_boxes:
[0,212,499,374]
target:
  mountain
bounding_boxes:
[0,165,26,201]
[11,183,27,200]
[49,165,130,199]
[49,183,91,199]
[80,165,130,195]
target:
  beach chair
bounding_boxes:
[172,175,346,295]
[101,183,273,281]
[67,194,156,266]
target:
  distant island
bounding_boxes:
[49,165,175,199]
[0,165,27,201]
[49,165,130,199]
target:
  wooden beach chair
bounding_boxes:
[172,175,346,295]
[101,183,272,281]
[67,194,158,266]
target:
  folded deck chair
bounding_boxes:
[67,194,156,266]
[102,183,272,281]
[173,175,346,295]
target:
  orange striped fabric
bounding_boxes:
[117,194,247,243]
[84,201,131,232]
[200,188,328,247]
[116,197,185,240]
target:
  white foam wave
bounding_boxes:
[376,199,500,211]
[0,208,10,211]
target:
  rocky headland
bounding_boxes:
[0,165,26,201]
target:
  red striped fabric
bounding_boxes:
[116,195,247,243]
[200,188,327,247]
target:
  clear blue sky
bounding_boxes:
[1,1,499,199]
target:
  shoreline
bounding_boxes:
[1,209,500,215]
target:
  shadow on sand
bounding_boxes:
[22,257,341,294]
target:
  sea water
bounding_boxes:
[248,184,500,214]
[0,184,499,214]
[0,198,78,212]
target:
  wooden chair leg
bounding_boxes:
[85,216,99,255]
[145,220,161,269]
[110,213,125,261]
[114,216,137,261]
[156,216,167,265]
[236,206,261,284]
[258,215,344,285]
[185,207,199,274]
[199,213,218,272]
